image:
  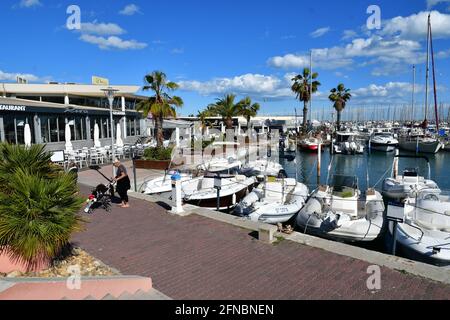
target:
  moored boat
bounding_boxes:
[182,173,257,210]
[299,137,322,152]
[386,189,450,266]
[369,131,398,152]
[295,174,384,242]
[235,177,308,224]
[382,153,440,200]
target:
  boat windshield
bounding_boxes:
[403,168,418,177]
[337,134,353,142]
[330,175,358,197]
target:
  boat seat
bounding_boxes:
[200,177,215,190]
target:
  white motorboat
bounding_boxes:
[382,153,440,200]
[240,159,284,177]
[332,132,365,154]
[288,139,297,152]
[235,178,309,224]
[369,132,398,152]
[299,137,321,152]
[142,171,193,195]
[198,157,242,174]
[295,175,384,242]
[182,174,257,210]
[387,189,450,266]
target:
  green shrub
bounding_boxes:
[191,138,214,150]
[143,147,173,161]
[0,144,84,269]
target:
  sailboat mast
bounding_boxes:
[309,50,313,125]
[424,14,431,126]
[429,15,440,131]
[412,65,416,122]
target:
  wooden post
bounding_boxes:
[317,142,322,185]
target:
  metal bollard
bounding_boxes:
[171,171,184,214]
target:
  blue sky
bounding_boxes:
[2,0,450,117]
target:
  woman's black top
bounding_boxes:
[115,164,131,190]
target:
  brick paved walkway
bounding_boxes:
[72,184,450,300]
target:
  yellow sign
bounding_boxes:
[92,76,109,86]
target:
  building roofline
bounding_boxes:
[0,82,141,97]
[0,96,141,113]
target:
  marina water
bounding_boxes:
[281,148,450,192]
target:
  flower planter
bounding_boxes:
[0,247,50,273]
[134,159,171,170]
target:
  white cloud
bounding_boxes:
[179,73,293,99]
[427,0,450,9]
[119,4,141,16]
[171,48,184,54]
[310,27,330,38]
[19,0,41,8]
[0,70,43,82]
[68,20,147,50]
[268,11,450,74]
[79,34,147,50]
[79,22,125,36]
[382,10,450,40]
[342,29,358,40]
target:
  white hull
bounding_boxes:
[398,139,441,154]
[240,160,283,177]
[387,193,450,266]
[382,177,439,200]
[296,187,384,242]
[370,144,396,152]
[183,175,256,210]
[143,173,192,194]
[235,179,308,224]
[391,222,450,266]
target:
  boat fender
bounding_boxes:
[232,193,237,205]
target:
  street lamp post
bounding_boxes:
[101,87,119,177]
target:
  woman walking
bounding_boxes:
[113,159,131,208]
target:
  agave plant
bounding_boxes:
[0,144,60,189]
[0,143,84,270]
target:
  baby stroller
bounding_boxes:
[84,165,116,214]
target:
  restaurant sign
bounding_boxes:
[0,104,26,112]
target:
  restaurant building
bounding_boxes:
[0,82,147,151]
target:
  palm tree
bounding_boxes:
[291,68,321,134]
[197,107,215,135]
[208,94,241,129]
[237,97,260,134]
[329,83,352,131]
[0,143,84,270]
[136,71,184,147]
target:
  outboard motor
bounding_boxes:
[277,169,288,179]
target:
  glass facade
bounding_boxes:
[1,110,142,145]
[2,113,35,144]
[68,95,122,110]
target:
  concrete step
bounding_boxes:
[0,276,152,300]
[118,288,171,300]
